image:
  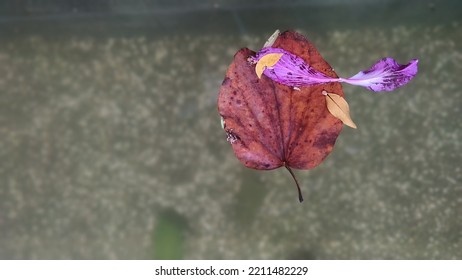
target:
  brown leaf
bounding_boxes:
[323,91,357,129]
[218,31,344,202]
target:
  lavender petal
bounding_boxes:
[255,48,339,87]
[340,58,419,92]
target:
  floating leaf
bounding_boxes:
[323,91,357,129]
[255,53,283,78]
[218,31,344,202]
[253,48,418,92]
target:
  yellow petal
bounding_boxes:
[255,53,283,79]
[324,91,357,129]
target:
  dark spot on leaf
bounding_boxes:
[222,77,231,85]
[313,131,337,149]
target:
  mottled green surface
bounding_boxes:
[0,2,461,259]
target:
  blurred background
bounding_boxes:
[0,0,461,259]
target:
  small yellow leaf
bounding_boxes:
[323,91,357,129]
[255,53,283,79]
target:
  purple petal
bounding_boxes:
[340,58,419,92]
[255,48,338,87]
[254,49,419,93]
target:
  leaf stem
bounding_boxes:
[284,165,304,203]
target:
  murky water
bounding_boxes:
[0,0,461,259]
